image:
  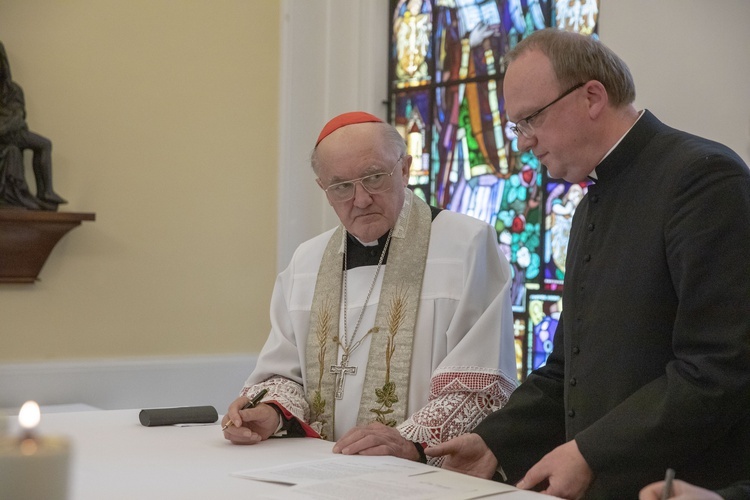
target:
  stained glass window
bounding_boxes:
[388,0,600,380]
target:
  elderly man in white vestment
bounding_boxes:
[222,111,517,465]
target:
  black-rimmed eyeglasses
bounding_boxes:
[321,156,404,203]
[510,82,586,139]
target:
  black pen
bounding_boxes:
[661,468,675,500]
[221,388,268,431]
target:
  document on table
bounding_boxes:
[231,455,517,500]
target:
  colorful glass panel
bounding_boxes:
[512,313,527,381]
[543,180,589,290]
[527,293,562,371]
[392,89,432,201]
[389,0,599,380]
[554,0,599,35]
[392,0,433,89]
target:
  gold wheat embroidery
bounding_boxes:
[371,287,408,426]
[316,298,333,390]
[311,298,333,437]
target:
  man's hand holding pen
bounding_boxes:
[222,388,268,431]
[221,389,280,445]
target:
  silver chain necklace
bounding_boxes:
[330,228,393,400]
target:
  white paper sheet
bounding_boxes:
[232,455,516,499]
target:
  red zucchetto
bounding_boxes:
[315,111,384,147]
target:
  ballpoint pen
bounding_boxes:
[221,388,268,431]
[661,468,675,500]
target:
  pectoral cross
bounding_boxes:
[330,354,357,400]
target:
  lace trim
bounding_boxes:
[397,368,516,466]
[241,376,310,423]
[240,369,517,468]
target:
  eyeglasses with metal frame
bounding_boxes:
[321,156,404,203]
[510,82,586,139]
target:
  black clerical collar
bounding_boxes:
[345,231,391,270]
[344,205,443,270]
[594,110,650,183]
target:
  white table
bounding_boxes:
[12,409,553,500]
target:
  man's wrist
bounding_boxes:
[267,403,288,437]
[412,442,427,463]
[274,413,285,434]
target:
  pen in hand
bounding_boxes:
[221,388,269,431]
[661,468,675,500]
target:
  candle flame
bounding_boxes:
[19,400,41,430]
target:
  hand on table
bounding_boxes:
[221,396,279,445]
[424,433,498,479]
[516,439,593,499]
[332,422,420,461]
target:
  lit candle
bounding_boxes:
[0,401,71,500]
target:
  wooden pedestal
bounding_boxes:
[0,209,95,283]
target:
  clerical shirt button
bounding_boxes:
[369,249,378,257]
[568,409,575,417]
[591,195,599,203]
[570,378,577,386]
[587,223,595,231]
[584,254,591,262]
[572,346,580,354]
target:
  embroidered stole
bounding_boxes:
[304,190,431,440]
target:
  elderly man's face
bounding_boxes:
[504,50,592,183]
[315,123,409,243]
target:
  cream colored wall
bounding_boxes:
[600,0,750,164]
[0,1,280,361]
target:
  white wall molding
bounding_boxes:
[0,354,257,412]
[277,0,389,272]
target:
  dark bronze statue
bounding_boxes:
[0,41,66,210]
